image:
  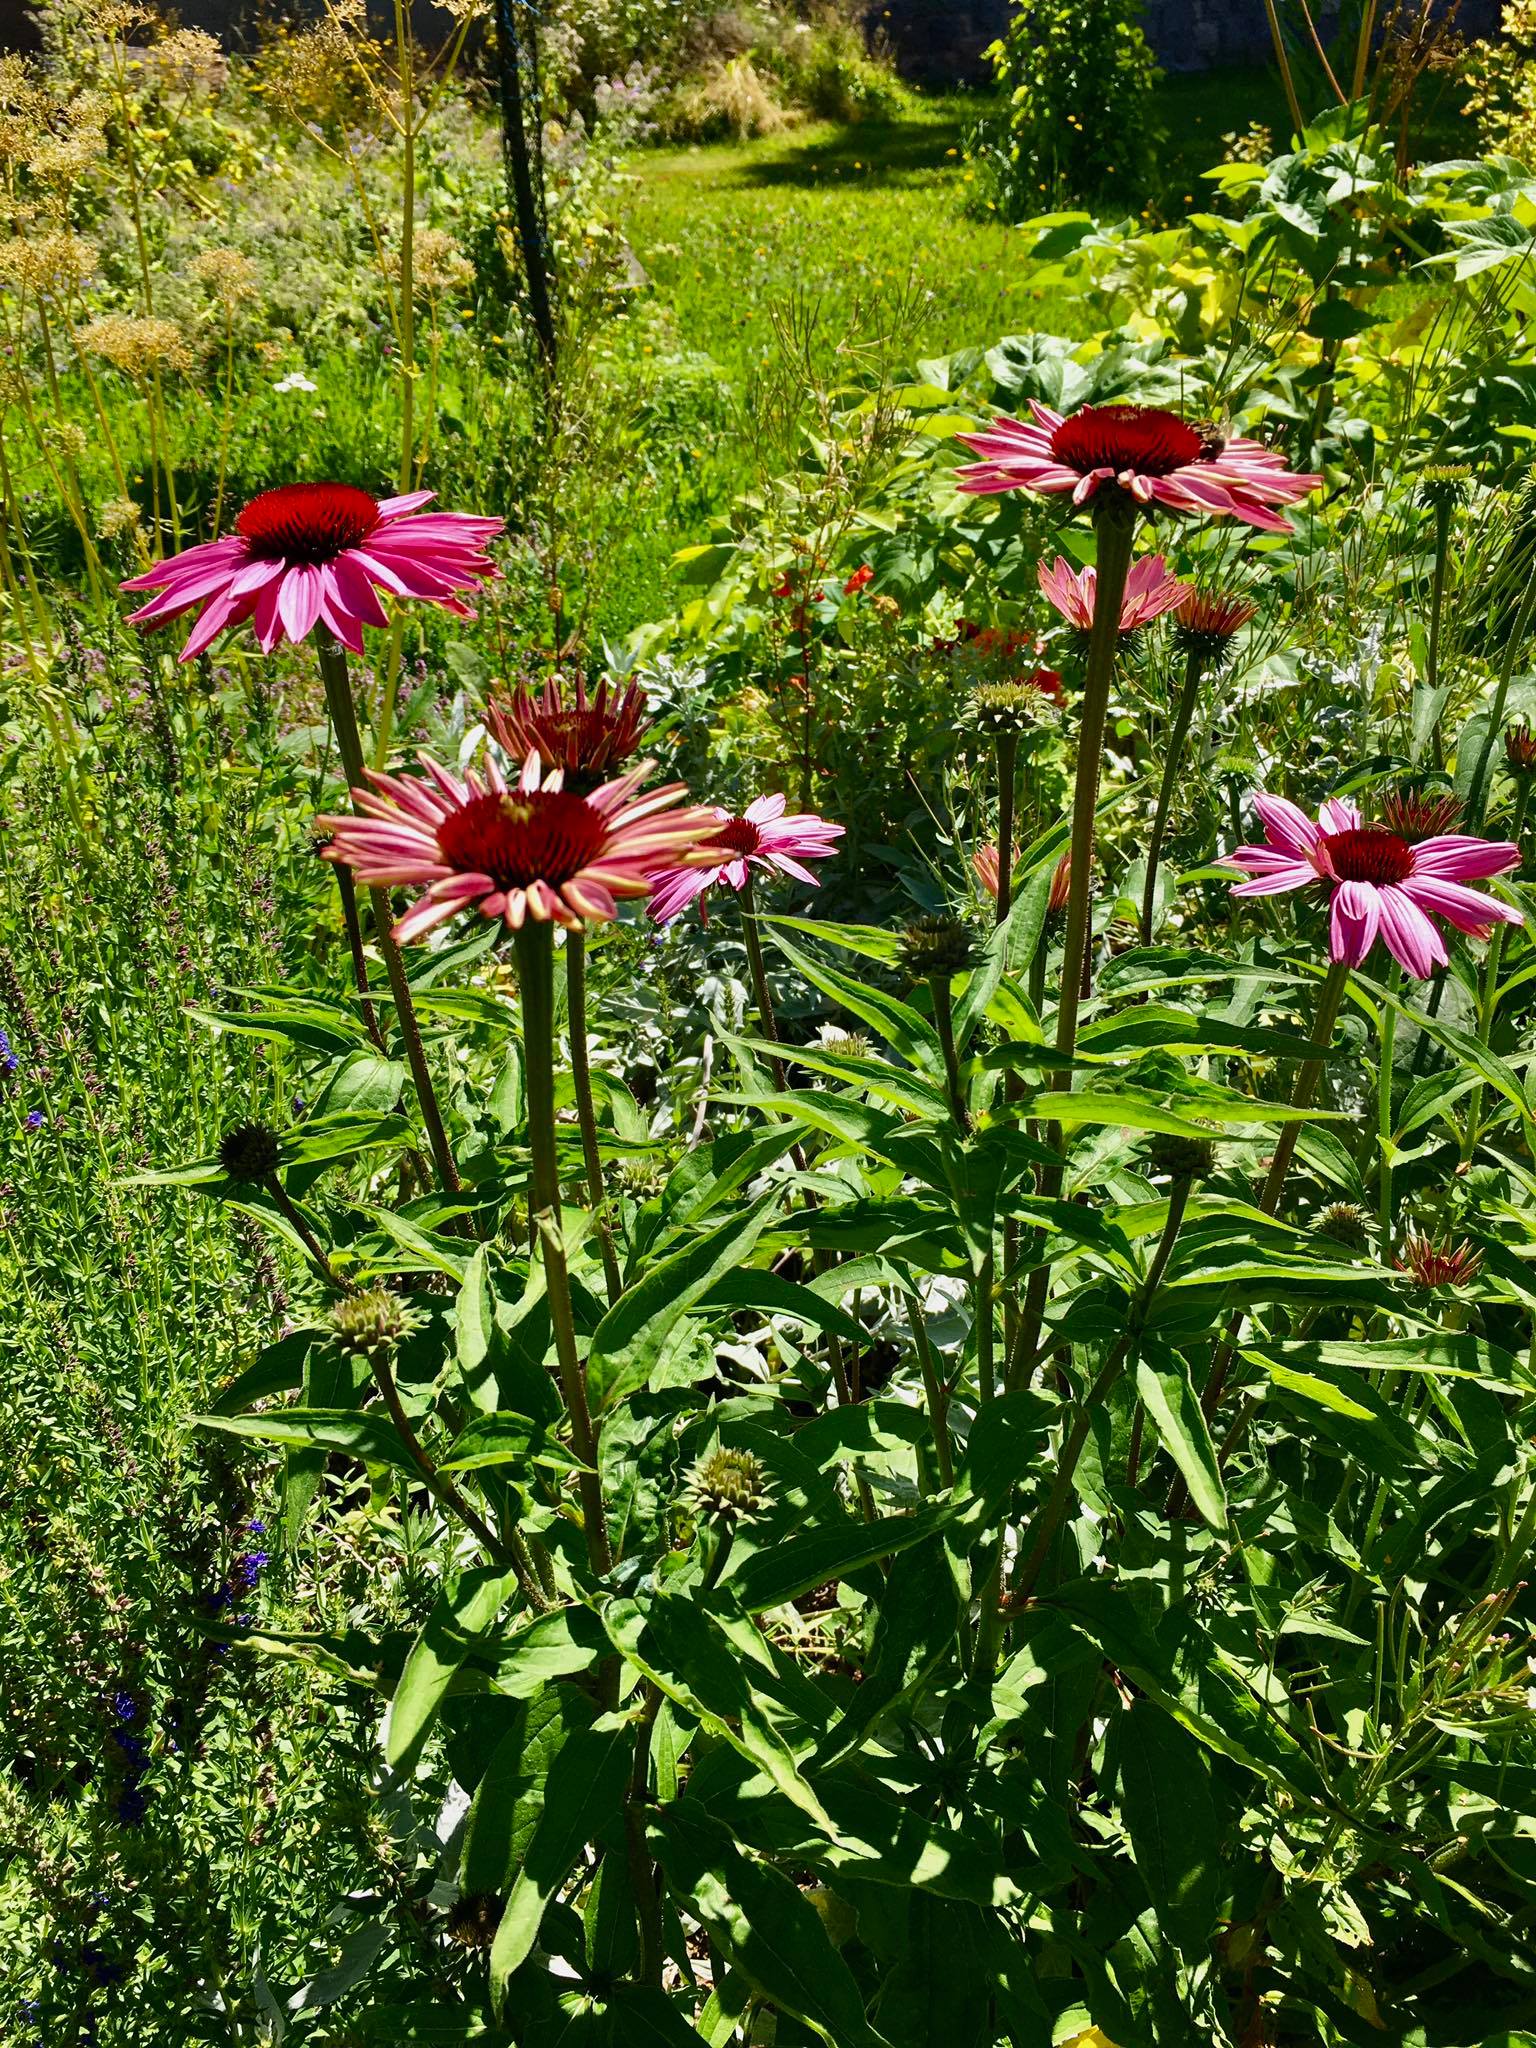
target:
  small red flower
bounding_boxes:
[842,565,874,596]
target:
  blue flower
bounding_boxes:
[111,1690,137,1723]
[0,1027,16,1077]
[24,1109,42,1131]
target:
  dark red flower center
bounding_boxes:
[1050,405,1205,480]
[1322,827,1413,885]
[237,482,380,564]
[436,790,607,890]
[714,817,761,856]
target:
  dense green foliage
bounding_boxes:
[8,2,1536,2045]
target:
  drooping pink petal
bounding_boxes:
[1410,835,1522,881]
[1376,884,1446,978]
[1330,880,1381,966]
[1252,793,1323,857]
[1401,875,1523,935]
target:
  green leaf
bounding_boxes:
[194,1407,415,1475]
[702,1266,867,1345]
[813,1538,962,1765]
[461,1684,597,1896]
[650,1804,892,2048]
[765,924,942,1071]
[209,1330,312,1415]
[1134,1344,1227,1532]
[487,1606,611,1699]
[1116,1702,1224,1958]
[441,1413,586,1476]
[488,1717,634,2001]
[587,1194,778,1411]
[725,1505,954,1613]
[385,1568,516,1769]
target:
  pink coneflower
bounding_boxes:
[1171,585,1259,660]
[957,402,1321,534]
[122,483,504,660]
[489,672,650,795]
[1380,787,1464,843]
[1398,1229,1483,1289]
[1223,792,1521,977]
[974,842,1071,912]
[1039,553,1183,635]
[316,749,720,942]
[649,792,843,926]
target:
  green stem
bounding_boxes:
[262,1174,349,1293]
[1139,643,1207,947]
[1462,777,1531,1164]
[1008,1177,1192,1612]
[904,1289,954,1488]
[1199,957,1353,1459]
[315,637,464,1203]
[994,731,1018,923]
[1426,498,1450,767]
[1054,503,1137,1074]
[567,932,623,1303]
[930,973,968,1132]
[1377,965,1401,1266]
[740,872,788,1091]
[333,859,386,1052]
[514,921,611,1577]
[1466,566,1536,831]
[624,1685,665,1988]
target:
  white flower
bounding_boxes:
[272,371,318,394]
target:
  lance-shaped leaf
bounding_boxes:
[1115,1700,1224,1959]
[650,1803,893,2048]
[1134,1342,1227,1532]
[385,1567,517,1769]
[195,1406,417,1476]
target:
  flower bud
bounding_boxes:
[1318,1202,1370,1252]
[331,1285,418,1363]
[899,914,974,983]
[1145,1132,1215,1182]
[686,1446,772,1528]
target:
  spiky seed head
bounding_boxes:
[1318,1202,1370,1252]
[331,1285,420,1363]
[899,914,974,983]
[967,675,1061,735]
[686,1446,772,1528]
[218,1120,281,1183]
[1145,1132,1216,1182]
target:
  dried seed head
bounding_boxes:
[79,315,193,374]
[189,246,260,308]
[686,1446,772,1527]
[400,227,474,298]
[331,1285,420,1363]
[218,1120,281,1183]
[445,1891,503,1948]
[97,498,143,543]
[0,230,97,293]
[899,914,974,983]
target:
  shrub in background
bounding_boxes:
[974,0,1162,215]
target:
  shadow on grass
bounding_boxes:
[722,100,984,191]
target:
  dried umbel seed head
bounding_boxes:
[1399,1230,1483,1289]
[967,674,1063,735]
[218,1120,281,1183]
[1420,463,1473,512]
[899,914,974,983]
[189,246,259,309]
[1505,719,1536,779]
[79,315,193,375]
[97,498,143,544]
[1318,1202,1371,1252]
[686,1446,772,1527]
[1381,785,1464,842]
[0,229,97,294]
[402,226,474,298]
[1145,1133,1216,1182]
[445,1892,504,1948]
[331,1286,419,1363]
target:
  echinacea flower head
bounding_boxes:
[489,672,650,795]
[648,793,843,927]
[956,401,1321,533]
[219,1120,281,1183]
[1419,463,1472,513]
[122,484,504,661]
[1381,785,1464,843]
[1039,553,1183,635]
[1399,1229,1482,1289]
[1171,585,1259,663]
[319,750,721,942]
[898,913,974,983]
[1223,792,1521,978]
[1318,1201,1370,1252]
[1506,718,1536,780]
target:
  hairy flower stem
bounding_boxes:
[904,1289,954,1488]
[1011,505,1137,1384]
[1139,642,1207,946]
[993,733,1018,921]
[333,862,386,1052]
[1194,957,1352,1478]
[566,933,622,1303]
[1425,497,1451,765]
[1462,777,1531,1164]
[931,975,969,1134]
[1055,504,1136,1067]
[1006,1177,1192,1614]
[739,873,788,1091]
[1466,569,1536,831]
[261,1174,350,1293]
[315,638,464,1205]
[624,1684,666,1987]
[1377,964,1401,1264]
[515,922,612,1578]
